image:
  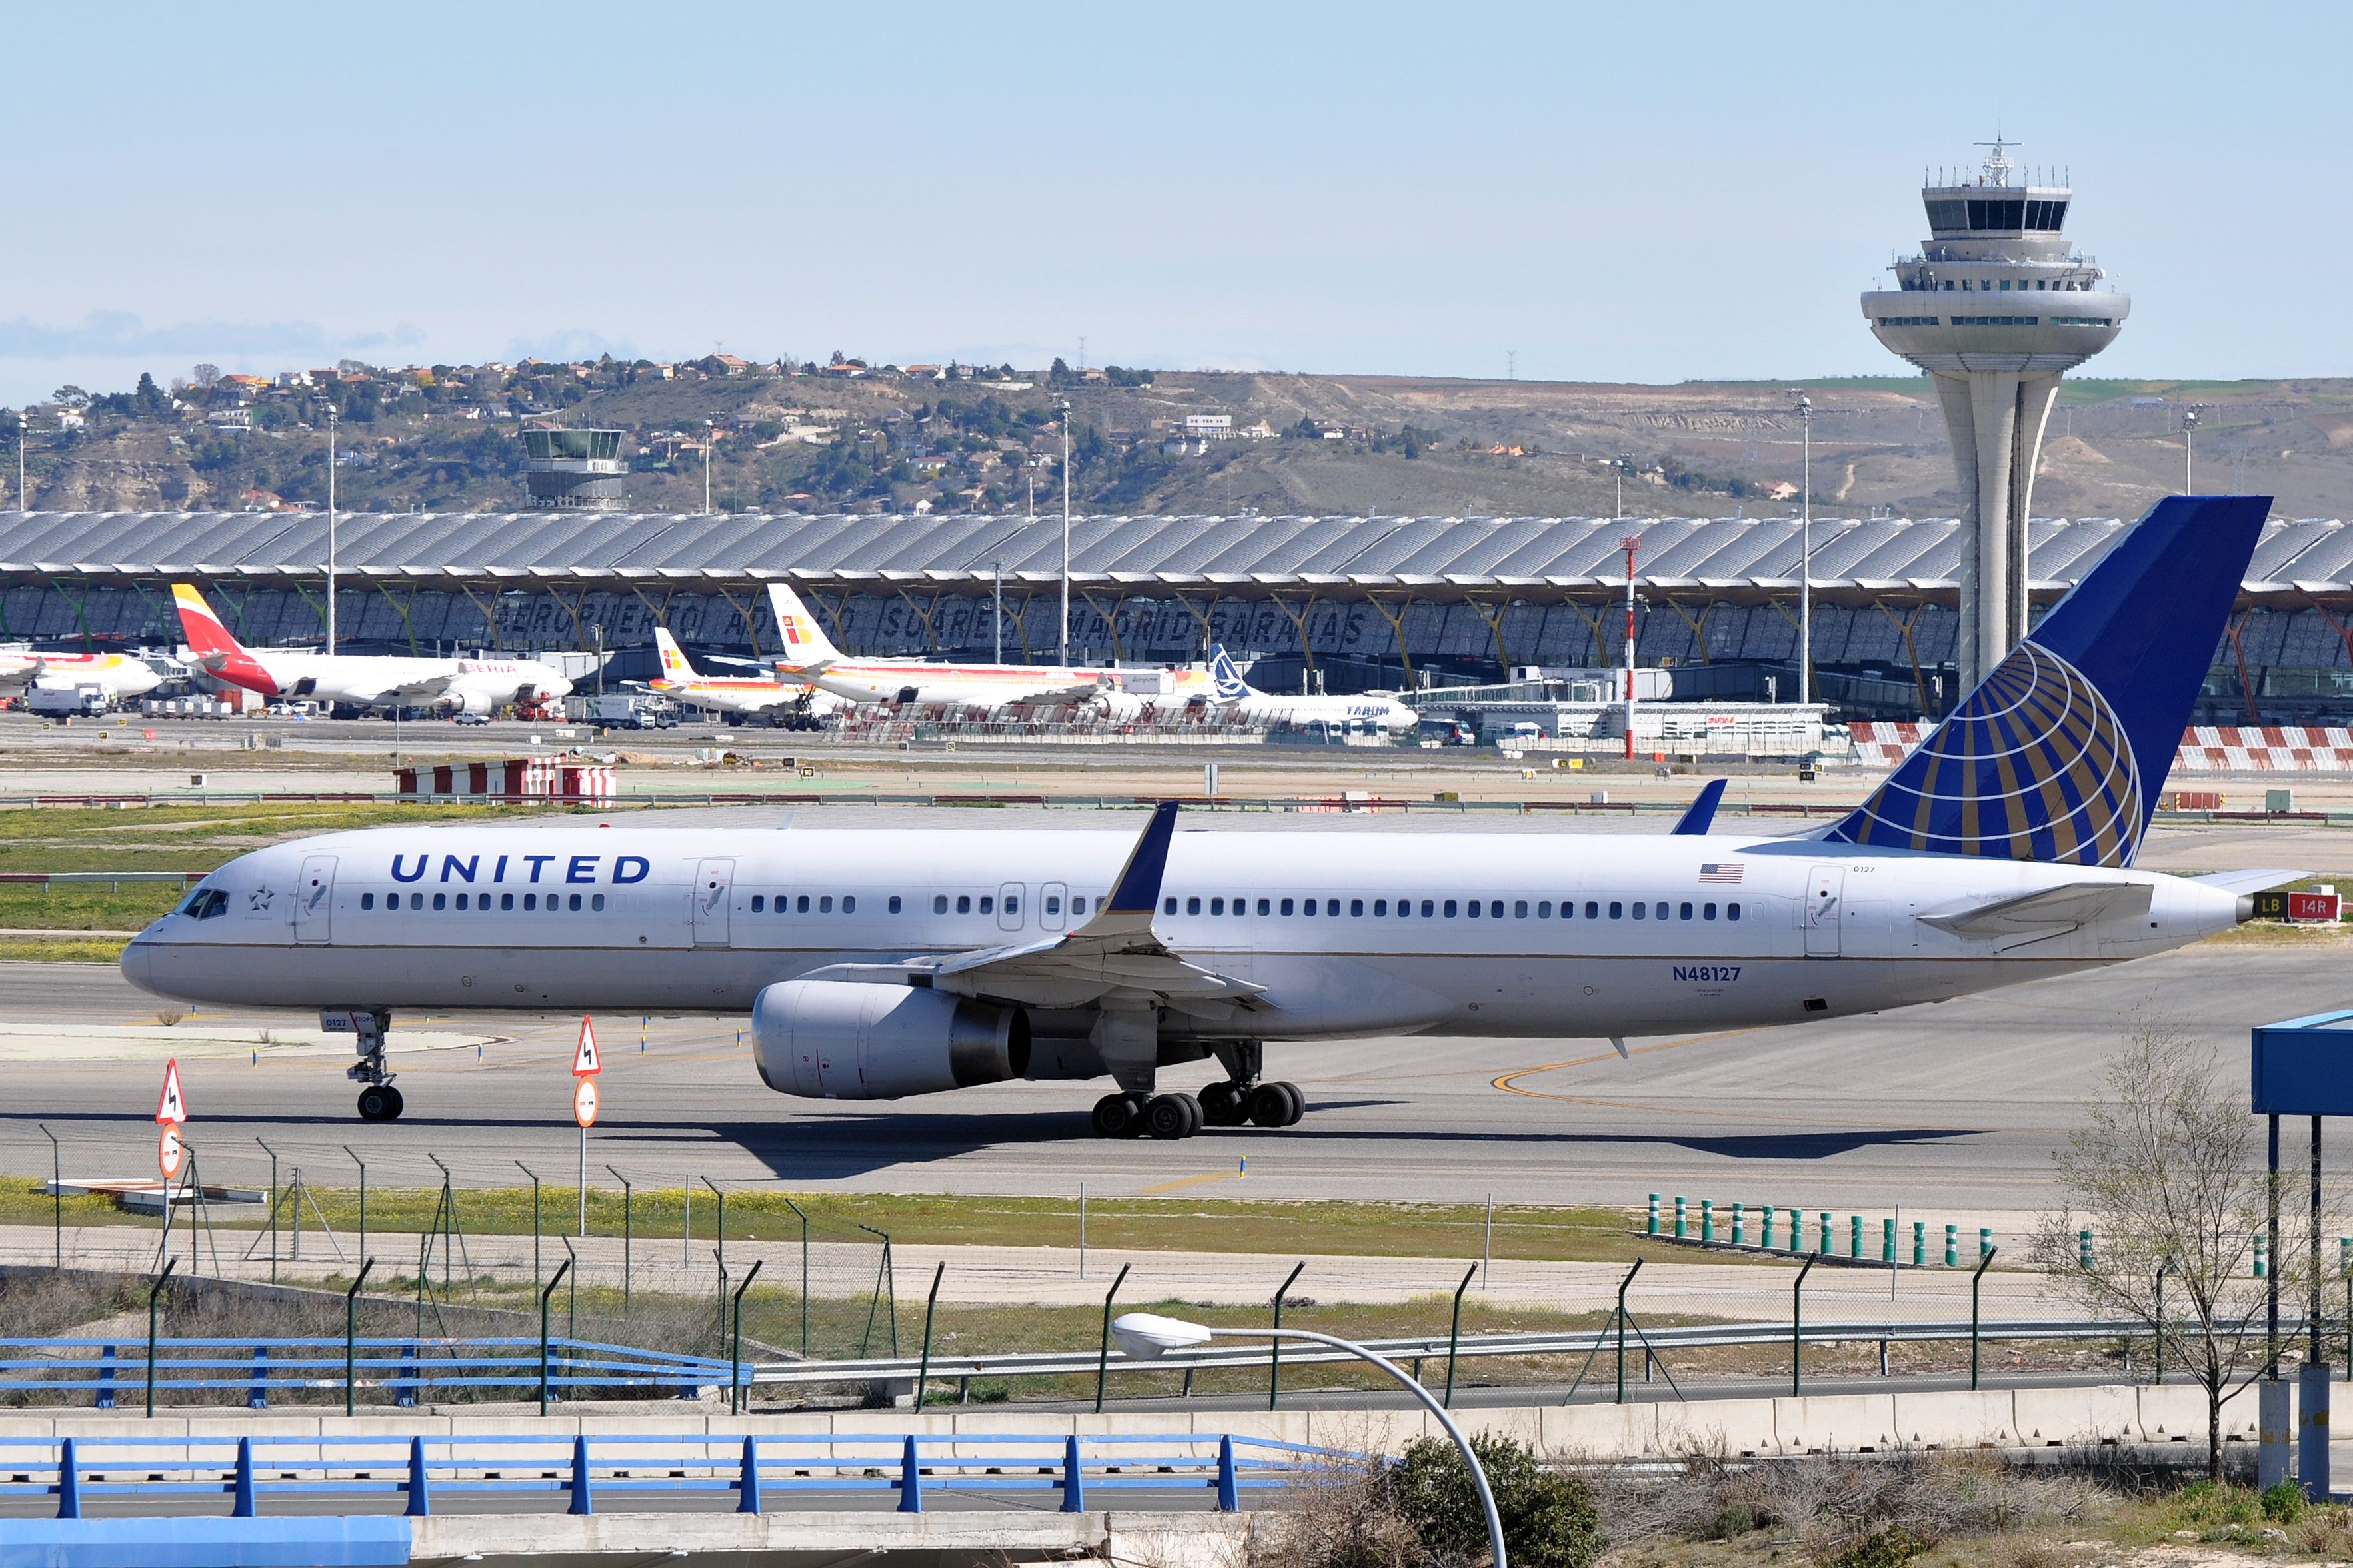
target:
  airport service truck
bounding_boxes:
[28,684,107,718]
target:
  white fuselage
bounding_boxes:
[0,650,165,700]
[1220,690,1420,732]
[121,824,2240,1048]
[209,648,573,712]
[793,660,1210,712]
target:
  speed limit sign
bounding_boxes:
[573,1076,599,1128]
[157,1124,185,1182]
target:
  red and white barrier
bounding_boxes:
[1849,722,2353,775]
[397,758,617,805]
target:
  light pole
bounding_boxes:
[16,410,27,513]
[2183,406,2199,494]
[325,405,339,655]
[1111,1313,1506,1568]
[1058,400,1072,665]
[703,420,715,515]
[1793,390,1812,708]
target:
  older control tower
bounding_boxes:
[1862,140,2128,688]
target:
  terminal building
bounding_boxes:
[0,507,2349,727]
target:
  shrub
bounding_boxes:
[2260,1479,2307,1523]
[1387,1433,1603,1568]
[1830,1527,1927,1568]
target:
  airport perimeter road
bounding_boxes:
[0,940,2342,1217]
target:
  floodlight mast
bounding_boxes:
[1111,1314,1507,1568]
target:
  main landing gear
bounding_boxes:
[341,1007,405,1122]
[1089,1079,1304,1140]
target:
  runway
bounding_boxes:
[0,937,2340,1229]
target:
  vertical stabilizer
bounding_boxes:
[1824,494,2268,866]
[1207,646,1249,702]
[765,584,844,669]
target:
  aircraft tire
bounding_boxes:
[1272,1081,1304,1126]
[1246,1082,1294,1129]
[1199,1082,1249,1127]
[383,1086,405,1121]
[1143,1093,1199,1140]
[1091,1094,1145,1138]
[357,1086,393,1122]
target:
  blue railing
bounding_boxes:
[0,1337,735,1407]
[0,1431,1343,1517]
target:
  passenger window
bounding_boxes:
[1466,900,1480,919]
[1490,900,1504,918]
[1514,900,1527,918]
[1280,898,1294,916]
[1444,900,1458,917]
[1188,897,1202,915]
[1350,898,1364,916]
[1632,902,1645,920]
[592,893,606,911]
[361,892,374,910]
[890,896,903,914]
[1538,901,1550,918]
[1302,899,1316,918]
[1374,899,1388,916]
[563,893,578,911]
[1047,895,1063,915]
[1655,902,1668,920]
[979,896,993,914]
[502,893,514,910]
[455,893,469,910]
[933,895,947,914]
[1003,895,1015,914]
[819,895,833,914]
[523,893,536,910]
[1680,902,1693,920]
[1421,899,1434,917]
[1233,898,1246,918]
[1704,903,1716,920]
[752,895,765,912]
[433,892,447,911]
[1609,901,1623,919]
[1208,897,1222,915]
[843,895,856,913]
[1164,897,1178,915]
[958,895,973,914]
[1072,896,1087,914]
[798,894,812,914]
[1728,902,1742,921]
[1257,898,1270,916]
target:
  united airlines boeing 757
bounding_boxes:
[123,497,2288,1138]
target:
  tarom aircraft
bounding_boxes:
[0,648,169,704]
[766,582,1209,716]
[1206,645,1420,733]
[649,627,845,720]
[171,584,575,714]
[125,496,2292,1136]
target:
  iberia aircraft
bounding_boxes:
[766,582,1211,716]
[0,648,167,702]
[172,584,575,714]
[649,627,847,719]
[127,498,2295,1142]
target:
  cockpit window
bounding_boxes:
[180,888,229,920]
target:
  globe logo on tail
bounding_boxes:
[1828,640,2144,866]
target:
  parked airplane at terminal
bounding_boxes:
[1205,646,1420,732]
[765,582,1208,716]
[171,584,575,714]
[0,647,167,704]
[127,498,2287,1138]
[648,627,843,719]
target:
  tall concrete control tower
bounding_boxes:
[1862,140,2128,688]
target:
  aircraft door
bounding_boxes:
[997,882,1026,932]
[295,854,336,944]
[1804,865,1845,958]
[691,858,735,947]
[1040,882,1069,932]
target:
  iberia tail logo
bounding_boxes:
[169,583,279,696]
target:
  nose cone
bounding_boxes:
[119,936,160,995]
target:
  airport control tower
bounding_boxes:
[1862,141,2128,689]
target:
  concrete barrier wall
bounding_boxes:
[0,1381,2281,1460]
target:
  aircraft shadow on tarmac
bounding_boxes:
[4,1108,1982,1181]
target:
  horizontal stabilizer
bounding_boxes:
[2189,868,2306,896]
[1919,880,2152,938]
[1670,778,1727,836]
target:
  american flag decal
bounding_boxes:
[1698,862,1744,884]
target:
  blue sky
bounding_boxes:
[1,2,2343,404]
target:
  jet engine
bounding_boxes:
[751,979,1030,1100]
[445,688,497,715]
[1085,690,1146,721]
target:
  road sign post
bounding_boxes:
[573,1019,600,1237]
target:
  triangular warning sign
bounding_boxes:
[573,1016,601,1077]
[155,1058,187,1125]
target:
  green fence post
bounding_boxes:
[1732,1203,1746,1247]
[1912,1221,1925,1267]
[1614,1258,1642,1405]
[1970,1245,1997,1390]
[145,1259,177,1418]
[2078,1229,2094,1270]
[1850,1215,1862,1259]
[1818,1211,1831,1254]
[1762,1205,1776,1250]
[1945,1224,1958,1267]
[1701,1199,1714,1244]
[1980,1227,1993,1260]
[1646,1194,1659,1235]
[1791,1255,1816,1396]
[1673,1196,1686,1239]
[1270,1261,1306,1411]
[1882,1217,1894,1263]
[1092,1263,1131,1414]
[2255,1233,2269,1278]
[1443,1262,1477,1408]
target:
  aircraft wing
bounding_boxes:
[1918,880,2154,938]
[2188,868,2306,895]
[802,802,1266,1013]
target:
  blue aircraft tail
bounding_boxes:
[1206,646,1249,701]
[1823,494,2268,867]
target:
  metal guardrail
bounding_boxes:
[0,1430,1336,1517]
[0,1337,733,1405]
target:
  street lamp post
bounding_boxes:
[703,420,715,515]
[1111,1313,1507,1568]
[2183,407,2199,494]
[1058,400,1072,665]
[16,411,27,514]
[1793,391,1812,708]
[326,406,339,655]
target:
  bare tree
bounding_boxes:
[2031,1012,2324,1481]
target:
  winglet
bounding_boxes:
[1105,802,1180,913]
[1670,778,1727,836]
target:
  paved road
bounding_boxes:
[0,938,2338,1221]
